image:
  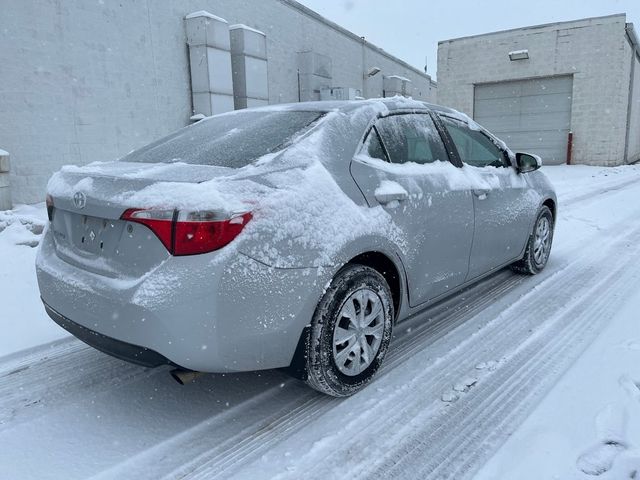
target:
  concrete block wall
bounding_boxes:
[0,0,435,205]
[1,1,194,205]
[437,14,631,166]
[626,46,640,163]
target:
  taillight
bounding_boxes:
[46,194,54,221]
[121,209,174,252]
[121,208,252,256]
[173,211,252,255]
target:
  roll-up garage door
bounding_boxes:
[473,76,573,165]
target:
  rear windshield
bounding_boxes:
[122,110,324,168]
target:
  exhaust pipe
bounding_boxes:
[170,369,203,385]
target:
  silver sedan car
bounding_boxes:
[37,98,556,396]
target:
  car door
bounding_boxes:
[438,115,535,280]
[350,112,474,307]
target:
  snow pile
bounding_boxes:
[0,204,68,356]
[0,203,47,247]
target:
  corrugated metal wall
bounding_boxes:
[474,76,573,164]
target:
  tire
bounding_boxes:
[304,264,394,397]
[512,206,554,275]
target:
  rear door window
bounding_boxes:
[372,114,449,165]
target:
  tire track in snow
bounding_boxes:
[558,175,640,206]
[85,381,320,480]
[372,229,640,479]
[0,338,160,430]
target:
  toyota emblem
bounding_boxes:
[73,191,86,209]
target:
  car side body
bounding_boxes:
[36,98,556,385]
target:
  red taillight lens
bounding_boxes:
[121,209,252,256]
[46,194,54,221]
[173,211,252,255]
[121,209,175,252]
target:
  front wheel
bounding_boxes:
[304,264,393,397]
[512,206,554,275]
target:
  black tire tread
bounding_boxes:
[305,264,393,397]
[511,206,554,275]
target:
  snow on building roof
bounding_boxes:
[386,75,412,83]
[185,11,228,23]
[229,24,266,36]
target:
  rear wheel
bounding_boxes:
[512,206,554,275]
[305,264,393,397]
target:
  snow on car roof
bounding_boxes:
[222,97,454,115]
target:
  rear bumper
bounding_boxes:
[43,301,175,368]
[36,228,327,372]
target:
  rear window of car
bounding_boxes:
[122,110,324,168]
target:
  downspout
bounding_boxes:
[361,36,366,98]
[624,23,640,163]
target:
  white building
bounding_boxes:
[437,14,640,166]
[0,0,436,206]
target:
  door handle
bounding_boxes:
[473,189,490,200]
[375,191,409,205]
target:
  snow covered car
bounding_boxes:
[36,98,556,397]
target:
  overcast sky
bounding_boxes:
[298,0,640,79]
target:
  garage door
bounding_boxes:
[474,76,573,165]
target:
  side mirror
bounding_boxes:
[515,152,542,173]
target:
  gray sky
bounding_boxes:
[298,0,639,79]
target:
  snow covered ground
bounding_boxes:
[0,164,639,479]
[475,286,640,479]
[473,167,640,480]
[0,203,68,356]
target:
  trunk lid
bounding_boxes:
[47,161,238,278]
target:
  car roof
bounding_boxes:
[238,97,460,116]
